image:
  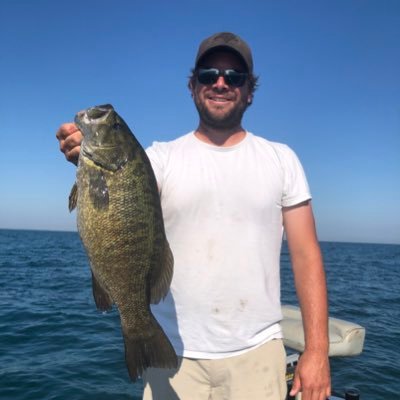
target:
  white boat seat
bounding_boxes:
[281,305,365,357]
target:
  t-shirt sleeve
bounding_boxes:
[145,141,167,190]
[278,144,312,207]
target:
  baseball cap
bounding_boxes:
[195,32,253,73]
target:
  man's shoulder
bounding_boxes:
[248,132,294,157]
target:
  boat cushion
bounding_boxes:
[281,305,365,356]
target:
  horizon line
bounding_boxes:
[0,227,398,246]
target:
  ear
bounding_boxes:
[188,77,196,96]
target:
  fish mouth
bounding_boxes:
[75,104,116,145]
[87,104,114,120]
[77,104,114,124]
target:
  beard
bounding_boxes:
[193,95,248,130]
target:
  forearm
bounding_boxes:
[291,246,329,354]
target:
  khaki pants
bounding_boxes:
[142,339,287,400]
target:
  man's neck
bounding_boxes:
[194,124,247,147]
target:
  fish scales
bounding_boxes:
[69,104,177,381]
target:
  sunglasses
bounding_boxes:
[197,68,248,87]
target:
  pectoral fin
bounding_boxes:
[91,271,113,311]
[69,183,78,212]
[150,240,174,304]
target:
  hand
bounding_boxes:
[56,122,83,165]
[289,349,331,400]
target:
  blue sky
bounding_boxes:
[1,0,399,244]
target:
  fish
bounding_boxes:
[69,104,177,381]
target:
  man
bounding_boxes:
[57,32,331,400]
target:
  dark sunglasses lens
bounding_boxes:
[197,69,218,85]
[225,70,247,87]
[197,68,247,87]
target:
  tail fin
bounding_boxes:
[121,317,178,382]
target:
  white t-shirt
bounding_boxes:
[146,132,311,359]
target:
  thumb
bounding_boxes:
[289,373,301,396]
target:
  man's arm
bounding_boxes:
[283,201,331,400]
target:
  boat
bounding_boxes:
[282,305,365,400]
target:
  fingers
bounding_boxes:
[299,388,331,400]
[56,123,83,165]
[56,122,78,140]
[292,382,331,400]
[289,372,301,397]
[290,352,331,400]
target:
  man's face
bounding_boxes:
[190,50,252,130]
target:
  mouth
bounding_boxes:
[207,96,231,104]
[76,104,113,126]
[87,104,114,120]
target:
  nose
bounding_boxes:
[213,75,229,89]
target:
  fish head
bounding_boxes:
[75,104,135,171]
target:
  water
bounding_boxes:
[0,229,399,399]
[281,241,400,399]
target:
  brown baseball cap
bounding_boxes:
[195,32,253,73]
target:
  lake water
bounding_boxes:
[0,229,398,399]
